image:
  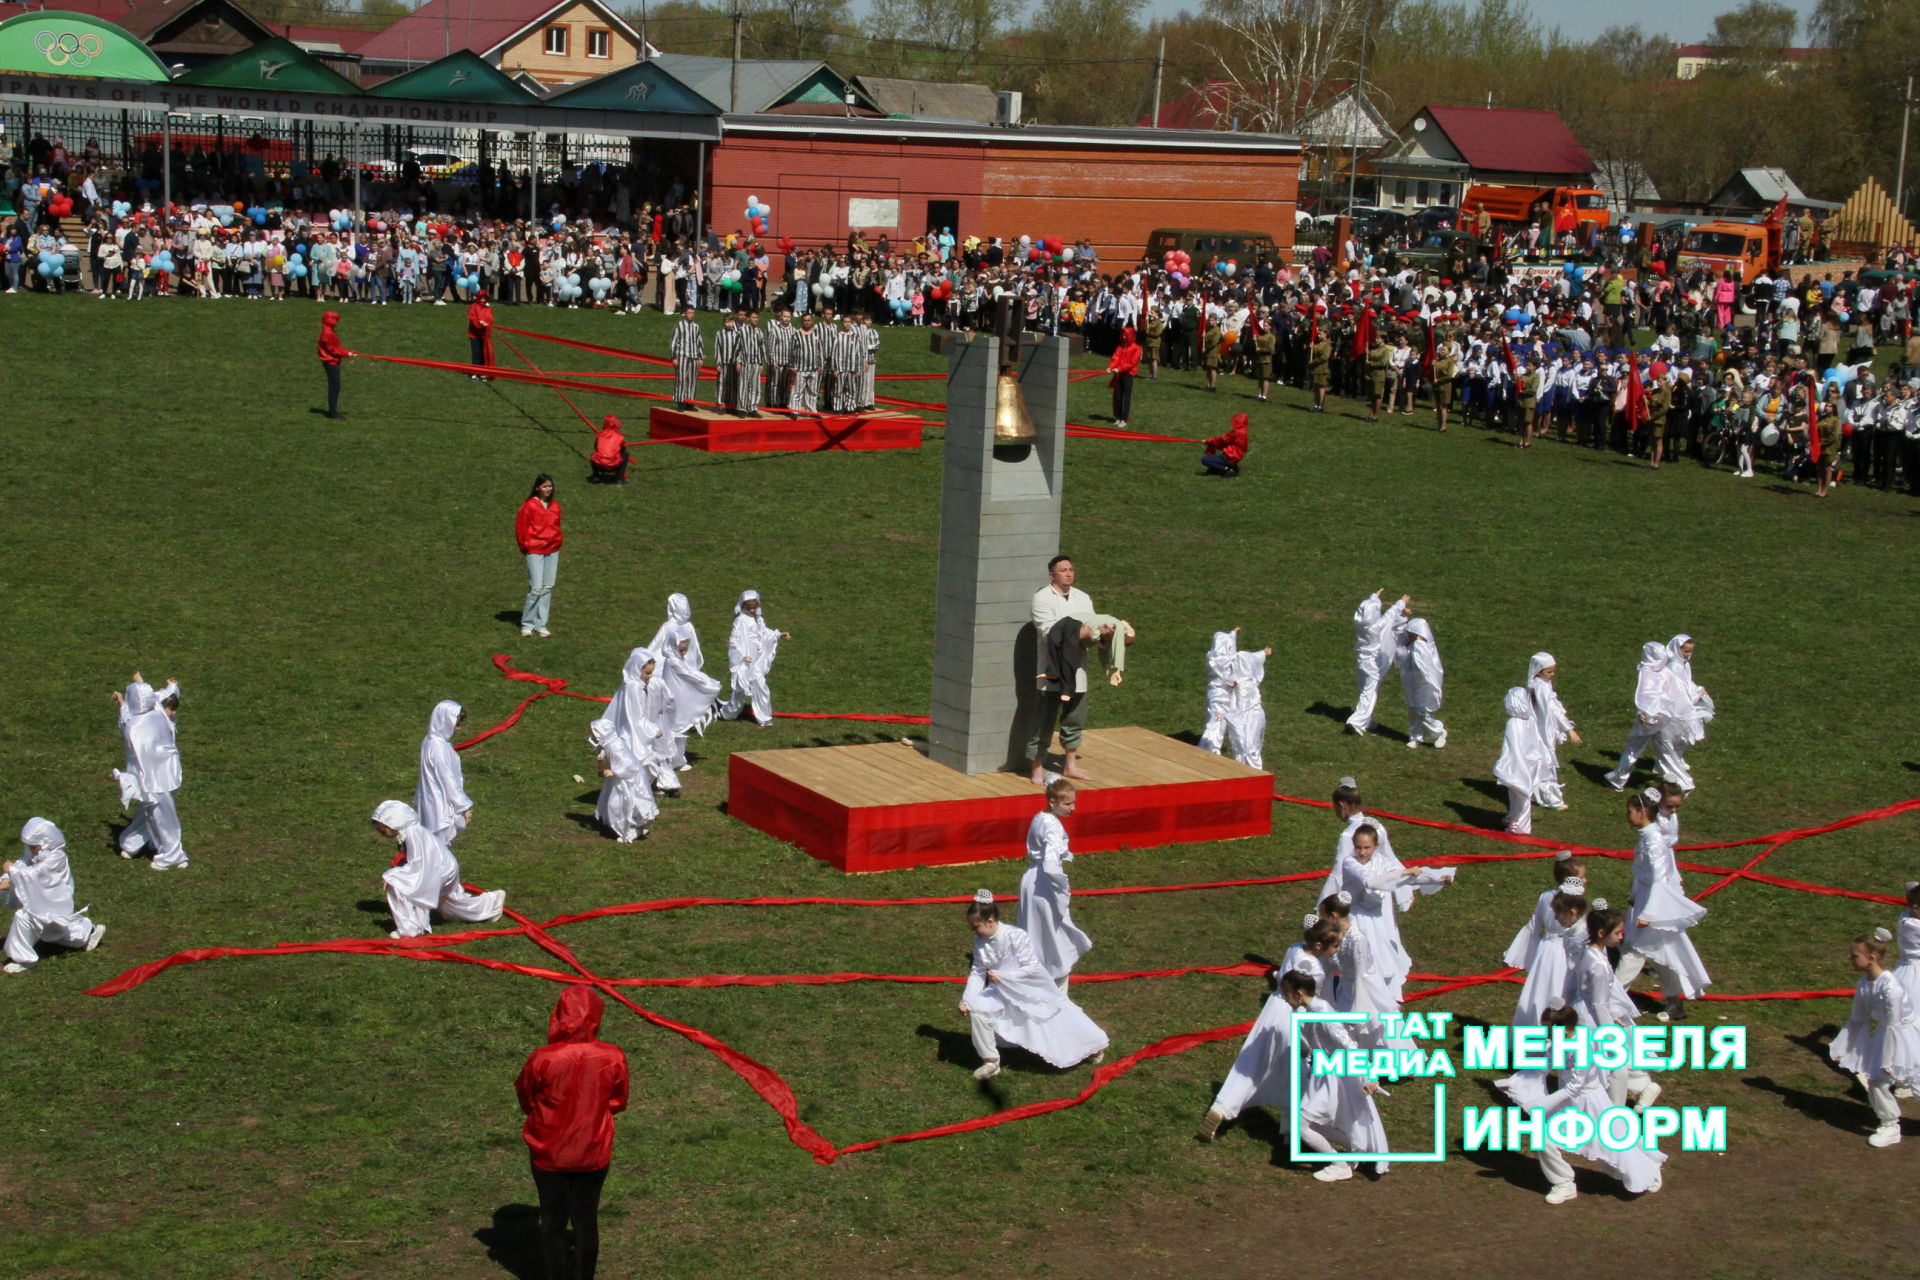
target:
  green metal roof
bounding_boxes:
[368,51,540,105]
[0,10,171,82]
[175,36,360,95]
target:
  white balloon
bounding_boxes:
[1019,235,1031,246]
[748,194,759,206]
[1759,424,1780,447]
[1061,247,1074,262]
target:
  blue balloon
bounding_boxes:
[288,262,308,279]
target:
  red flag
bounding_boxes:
[1499,335,1518,380]
[1625,357,1648,432]
[1420,318,1435,379]
[1763,195,1789,227]
[1349,307,1374,360]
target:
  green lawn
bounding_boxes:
[2,297,1917,1280]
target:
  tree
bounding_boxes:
[744,0,854,61]
[862,0,1027,82]
[1704,1,1798,75]
[1008,0,1149,125]
[1192,0,1372,134]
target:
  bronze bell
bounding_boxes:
[993,370,1038,444]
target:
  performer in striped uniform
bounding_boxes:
[713,313,744,412]
[858,315,881,411]
[737,310,768,414]
[669,305,703,409]
[829,316,864,413]
[789,314,825,414]
[765,307,795,409]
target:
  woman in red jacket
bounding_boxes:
[1201,411,1249,477]
[1105,324,1142,428]
[515,474,562,637]
[516,987,629,1280]
[467,289,494,379]
[317,310,352,419]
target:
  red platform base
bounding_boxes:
[648,406,923,452]
[727,727,1272,873]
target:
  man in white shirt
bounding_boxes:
[1028,556,1094,785]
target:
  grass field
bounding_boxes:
[2,296,1918,1280]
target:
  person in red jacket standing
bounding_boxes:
[468,289,495,380]
[515,474,563,637]
[317,309,353,419]
[516,987,629,1280]
[1105,324,1141,428]
[1201,411,1249,477]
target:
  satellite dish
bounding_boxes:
[1413,117,1428,131]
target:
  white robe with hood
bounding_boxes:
[1620,823,1711,998]
[1196,631,1238,756]
[647,593,721,769]
[721,590,782,725]
[1493,686,1549,833]
[1398,619,1445,745]
[963,922,1108,1067]
[114,679,187,868]
[5,819,98,966]
[415,699,472,846]
[588,717,657,841]
[1526,652,1574,806]
[376,800,504,937]
[610,647,677,790]
[1345,592,1406,733]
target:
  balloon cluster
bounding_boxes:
[247,205,268,227]
[287,251,309,279]
[150,249,176,275]
[743,194,773,238]
[589,275,614,300]
[1162,248,1193,289]
[35,248,65,279]
[1020,234,1070,265]
[719,267,743,293]
[454,271,482,291]
[554,271,585,303]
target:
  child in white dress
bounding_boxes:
[1283,969,1391,1182]
[1197,917,1337,1142]
[720,590,789,726]
[1615,793,1711,1021]
[1494,686,1548,834]
[958,891,1107,1081]
[1570,905,1660,1109]
[1397,618,1445,749]
[1535,1002,1667,1202]
[587,718,656,842]
[1496,878,1588,1105]
[1830,928,1920,1147]
[1197,629,1270,767]
[1020,780,1092,986]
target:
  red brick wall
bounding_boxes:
[708,131,1298,272]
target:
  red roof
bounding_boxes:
[1420,105,1595,178]
[354,0,565,64]
[0,0,142,19]
[1138,77,1354,131]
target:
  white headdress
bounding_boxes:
[1558,877,1585,895]
[972,888,995,905]
[1302,912,1320,930]
[1591,897,1609,911]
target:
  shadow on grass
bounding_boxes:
[1568,757,1621,789]
[1302,701,1349,726]
[914,1023,1016,1105]
[1744,1074,1872,1137]
[494,609,524,628]
[1443,799,1508,830]
[353,899,393,928]
[474,1202,544,1280]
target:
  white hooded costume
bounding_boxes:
[646,593,721,771]
[1397,619,1445,747]
[1327,830,1454,1004]
[1526,652,1574,806]
[610,646,677,792]
[720,589,782,726]
[1655,633,1714,789]
[1345,591,1407,734]
[1605,641,1702,792]
[415,700,473,847]
[1493,687,1549,834]
[1018,808,1092,984]
[962,912,1108,1069]
[4,819,103,969]
[588,717,657,842]
[1196,631,1238,756]
[375,799,505,938]
[113,679,187,869]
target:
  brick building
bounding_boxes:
[710,114,1300,266]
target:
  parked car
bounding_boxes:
[1145,227,1280,271]
[1414,206,1460,230]
[361,149,475,181]
[1399,229,1488,273]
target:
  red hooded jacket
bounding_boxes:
[317,311,347,366]
[515,494,564,555]
[516,988,630,1172]
[591,415,627,467]
[1106,325,1142,377]
[1204,412,1249,464]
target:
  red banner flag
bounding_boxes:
[1626,356,1648,432]
[1349,307,1375,360]
[1805,373,1822,464]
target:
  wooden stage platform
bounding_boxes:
[647,406,923,452]
[728,726,1273,873]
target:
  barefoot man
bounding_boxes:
[1027,556,1134,785]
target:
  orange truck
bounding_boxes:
[1460,184,1612,236]
[1675,220,1784,284]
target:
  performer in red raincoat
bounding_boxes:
[467,289,494,379]
[516,988,629,1280]
[317,309,352,419]
[1201,411,1249,477]
[589,414,630,485]
[1105,324,1142,428]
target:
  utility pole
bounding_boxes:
[443,0,451,58]
[1151,36,1164,128]
[1346,10,1369,212]
[1897,74,1914,220]
[730,8,743,114]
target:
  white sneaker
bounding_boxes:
[971,1060,1002,1081]
[1544,1182,1578,1204]
[1433,732,1447,749]
[1196,1108,1226,1142]
[2,962,28,974]
[1604,773,1628,791]
[520,626,534,637]
[388,930,404,939]
[1633,1081,1662,1110]
[1406,739,1420,749]
[119,848,134,859]
[535,628,551,638]
[1644,1171,1664,1193]
[85,923,106,951]
[678,763,695,773]
[1312,1162,1353,1182]
[1869,1124,1902,1148]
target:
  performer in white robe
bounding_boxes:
[1220,643,1270,768]
[414,700,473,847]
[2,819,105,973]
[1317,779,1431,915]
[1287,973,1392,1181]
[1894,882,1920,1015]
[111,674,188,870]
[587,718,657,842]
[958,891,1107,1080]
[1198,920,1335,1140]
[1345,591,1408,735]
[1535,1002,1667,1200]
[1654,634,1714,792]
[1333,823,1454,1004]
[1196,631,1238,756]
[1019,781,1092,986]
[1494,687,1550,834]
[372,800,505,938]
[1615,793,1710,1018]
[1569,905,1658,1108]
[1526,653,1579,807]
[610,647,677,794]
[1830,928,1920,1146]
[1397,618,1446,748]
[1604,642,1674,791]
[646,593,720,772]
[719,589,787,726]
[1495,874,1587,1104]
[1320,894,1408,1054]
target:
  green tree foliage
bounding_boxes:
[1006,0,1150,126]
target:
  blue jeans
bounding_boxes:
[524,553,558,629]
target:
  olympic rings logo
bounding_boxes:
[35,29,104,69]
